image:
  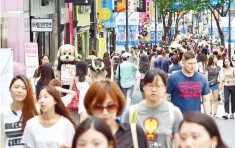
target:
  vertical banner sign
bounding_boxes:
[116,25,126,46]
[222,27,229,42]
[137,0,146,12]
[231,27,235,42]
[157,31,162,43]
[171,27,176,37]
[146,0,151,12]
[98,38,107,58]
[0,48,13,109]
[117,0,126,12]
[129,25,138,45]
[69,3,73,45]
[24,43,39,79]
[128,0,134,12]
[101,0,113,25]
[150,31,156,44]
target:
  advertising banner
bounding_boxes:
[24,43,39,79]
[61,64,76,85]
[150,31,162,44]
[101,0,115,28]
[137,0,146,12]
[31,18,53,32]
[116,25,126,46]
[129,25,138,45]
[0,48,13,108]
[117,0,126,12]
[98,38,107,58]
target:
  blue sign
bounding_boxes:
[210,0,234,9]
[150,31,162,44]
[116,25,138,46]
[116,25,126,46]
[172,2,184,10]
[102,0,115,28]
[129,25,138,46]
[222,27,235,42]
[171,27,176,37]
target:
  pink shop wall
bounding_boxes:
[1,0,29,64]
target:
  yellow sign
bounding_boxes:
[99,8,111,20]
[98,38,107,58]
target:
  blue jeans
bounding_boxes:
[121,86,134,99]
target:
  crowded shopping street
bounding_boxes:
[1,0,235,148]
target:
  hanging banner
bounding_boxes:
[137,0,146,12]
[98,38,107,58]
[150,31,156,44]
[0,48,13,108]
[101,0,115,28]
[129,25,138,45]
[116,25,126,46]
[117,0,126,12]
[24,43,39,79]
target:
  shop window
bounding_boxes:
[0,18,8,48]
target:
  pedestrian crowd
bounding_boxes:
[1,34,233,148]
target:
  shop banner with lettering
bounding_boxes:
[116,25,126,46]
[98,38,107,58]
[101,0,115,28]
[137,0,146,12]
[24,43,39,79]
[117,0,126,12]
[0,48,13,108]
[222,27,235,42]
[129,25,138,45]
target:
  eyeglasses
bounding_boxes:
[92,103,117,113]
[146,84,165,89]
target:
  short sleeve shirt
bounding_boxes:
[123,101,183,148]
[22,116,75,148]
[167,71,210,113]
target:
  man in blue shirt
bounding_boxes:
[167,51,211,115]
[153,48,170,73]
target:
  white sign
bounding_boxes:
[61,8,69,24]
[31,18,53,32]
[61,64,76,85]
[24,43,39,79]
[0,48,13,108]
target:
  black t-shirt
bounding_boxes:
[115,122,148,148]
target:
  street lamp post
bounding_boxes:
[228,7,231,59]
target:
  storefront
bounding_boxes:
[1,0,30,63]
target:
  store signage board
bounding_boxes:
[31,18,53,32]
[65,0,91,5]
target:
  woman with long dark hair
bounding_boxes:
[36,63,55,98]
[205,55,220,117]
[103,52,112,79]
[1,75,38,148]
[220,58,235,119]
[22,86,76,148]
[179,112,227,148]
[136,54,150,99]
[72,117,117,148]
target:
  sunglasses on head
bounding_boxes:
[92,103,117,113]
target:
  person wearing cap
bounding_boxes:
[115,52,137,109]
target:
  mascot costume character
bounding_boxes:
[57,44,78,89]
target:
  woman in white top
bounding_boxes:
[1,75,38,148]
[22,86,76,148]
[74,60,91,123]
